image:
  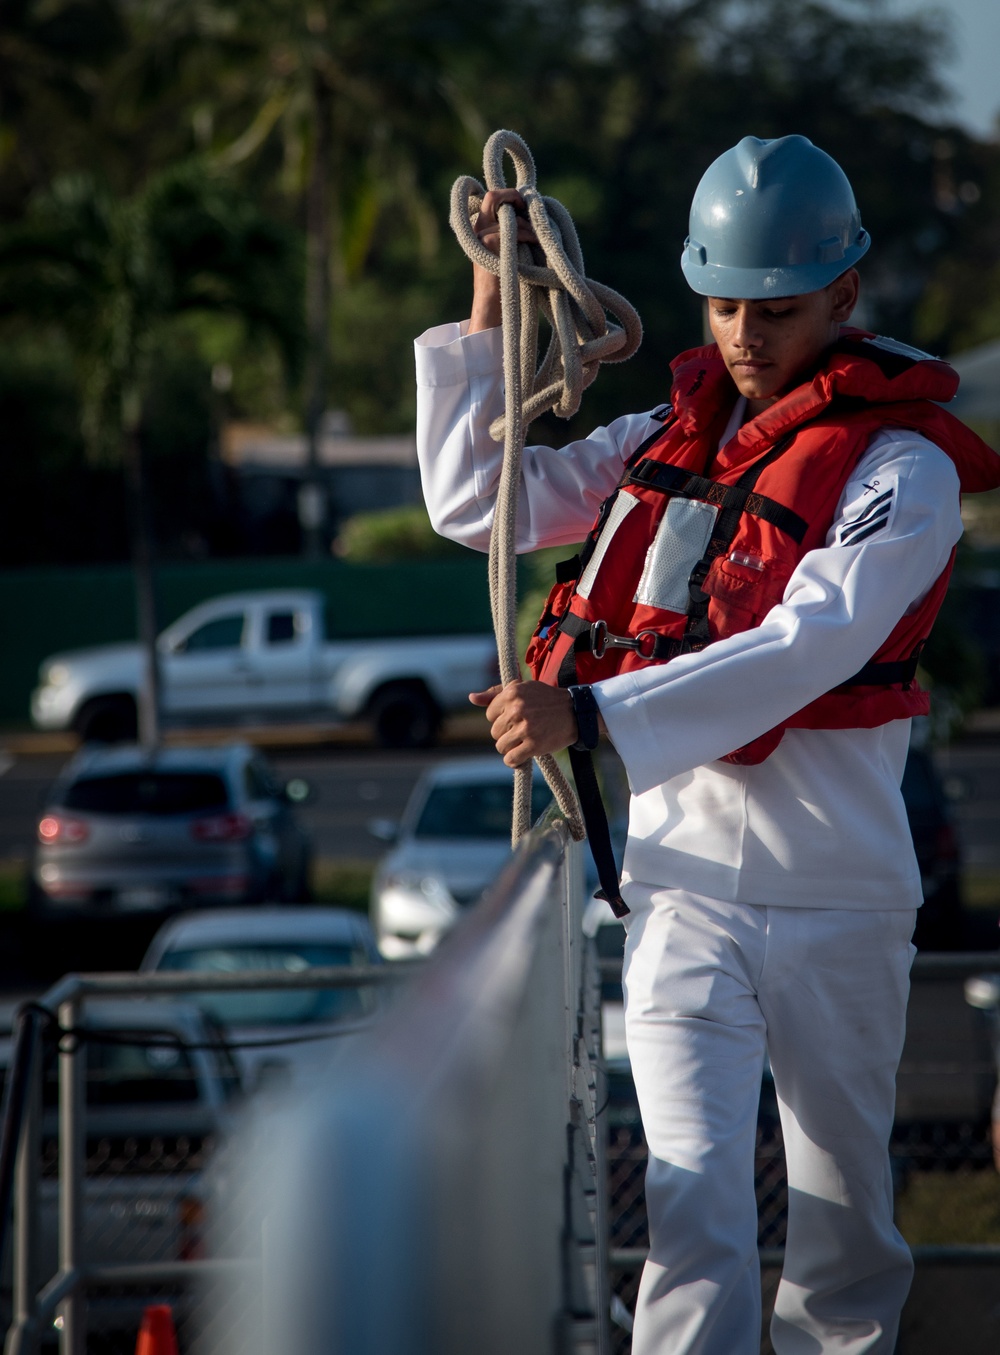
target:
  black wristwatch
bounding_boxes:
[568,684,601,751]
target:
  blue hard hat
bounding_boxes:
[681,135,870,299]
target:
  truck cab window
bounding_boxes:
[178,615,246,653]
[266,612,298,645]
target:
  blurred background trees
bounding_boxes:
[0,0,998,566]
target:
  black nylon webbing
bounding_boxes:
[841,656,920,688]
[627,460,808,543]
[558,611,700,662]
[684,434,796,647]
[567,745,627,916]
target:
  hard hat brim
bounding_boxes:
[681,234,870,300]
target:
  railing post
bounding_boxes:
[14,1029,40,1339]
[588,938,611,1355]
[3,1015,42,1355]
[560,836,613,1353]
[562,839,578,1109]
[57,998,84,1355]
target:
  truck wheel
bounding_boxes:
[369,683,441,749]
[74,695,138,744]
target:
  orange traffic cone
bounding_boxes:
[135,1304,179,1355]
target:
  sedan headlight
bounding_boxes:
[379,872,454,911]
[44,663,71,688]
[375,871,458,956]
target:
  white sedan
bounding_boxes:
[140,907,383,1089]
[369,757,554,958]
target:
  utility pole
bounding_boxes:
[122,392,161,748]
[301,63,334,559]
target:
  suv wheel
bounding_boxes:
[368,683,440,749]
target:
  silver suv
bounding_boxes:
[31,743,311,920]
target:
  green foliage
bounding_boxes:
[0,163,303,458]
[335,503,471,562]
[310,857,374,913]
[0,862,27,913]
[896,1170,1000,1245]
[3,0,1000,568]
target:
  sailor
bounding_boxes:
[414,135,1000,1353]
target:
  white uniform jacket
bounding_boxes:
[415,321,965,910]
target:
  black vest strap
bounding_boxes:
[683,434,797,647]
[558,611,703,662]
[840,656,920,689]
[627,459,808,544]
[567,745,628,917]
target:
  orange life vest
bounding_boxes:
[526,331,1000,764]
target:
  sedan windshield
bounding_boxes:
[157,943,370,1026]
[414,781,552,839]
[62,772,230,816]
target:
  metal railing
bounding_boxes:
[211,819,608,1355]
[0,962,409,1355]
[1,816,607,1355]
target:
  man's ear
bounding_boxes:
[829,269,860,324]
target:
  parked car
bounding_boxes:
[0,997,240,1336]
[31,742,311,921]
[140,907,384,1088]
[370,757,554,958]
[30,589,497,748]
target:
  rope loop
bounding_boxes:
[449,129,642,443]
[449,131,642,846]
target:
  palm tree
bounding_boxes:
[0,163,302,743]
[201,0,500,554]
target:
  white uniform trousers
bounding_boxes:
[622,885,916,1355]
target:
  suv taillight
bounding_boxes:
[190,811,253,843]
[935,822,960,864]
[37,814,89,846]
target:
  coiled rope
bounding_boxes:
[449,130,642,844]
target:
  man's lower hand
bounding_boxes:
[469,679,578,767]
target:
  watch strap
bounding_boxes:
[568,684,600,752]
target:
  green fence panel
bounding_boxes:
[0,555,494,726]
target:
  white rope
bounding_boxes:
[449,130,643,845]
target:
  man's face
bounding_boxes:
[707,270,859,414]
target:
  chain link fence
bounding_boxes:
[1,967,400,1355]
[4,943,998,1353]
[4,823,603,1355]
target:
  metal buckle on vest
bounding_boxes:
[589,620,661,662]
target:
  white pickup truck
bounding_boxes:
[31,589,498,748]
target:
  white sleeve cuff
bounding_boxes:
[414,322,504,388]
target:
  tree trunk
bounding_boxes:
[123,411,161,747]
[302,64,334,559]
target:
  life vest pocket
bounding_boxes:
[710,551,791,612]
[634,497,718,613]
